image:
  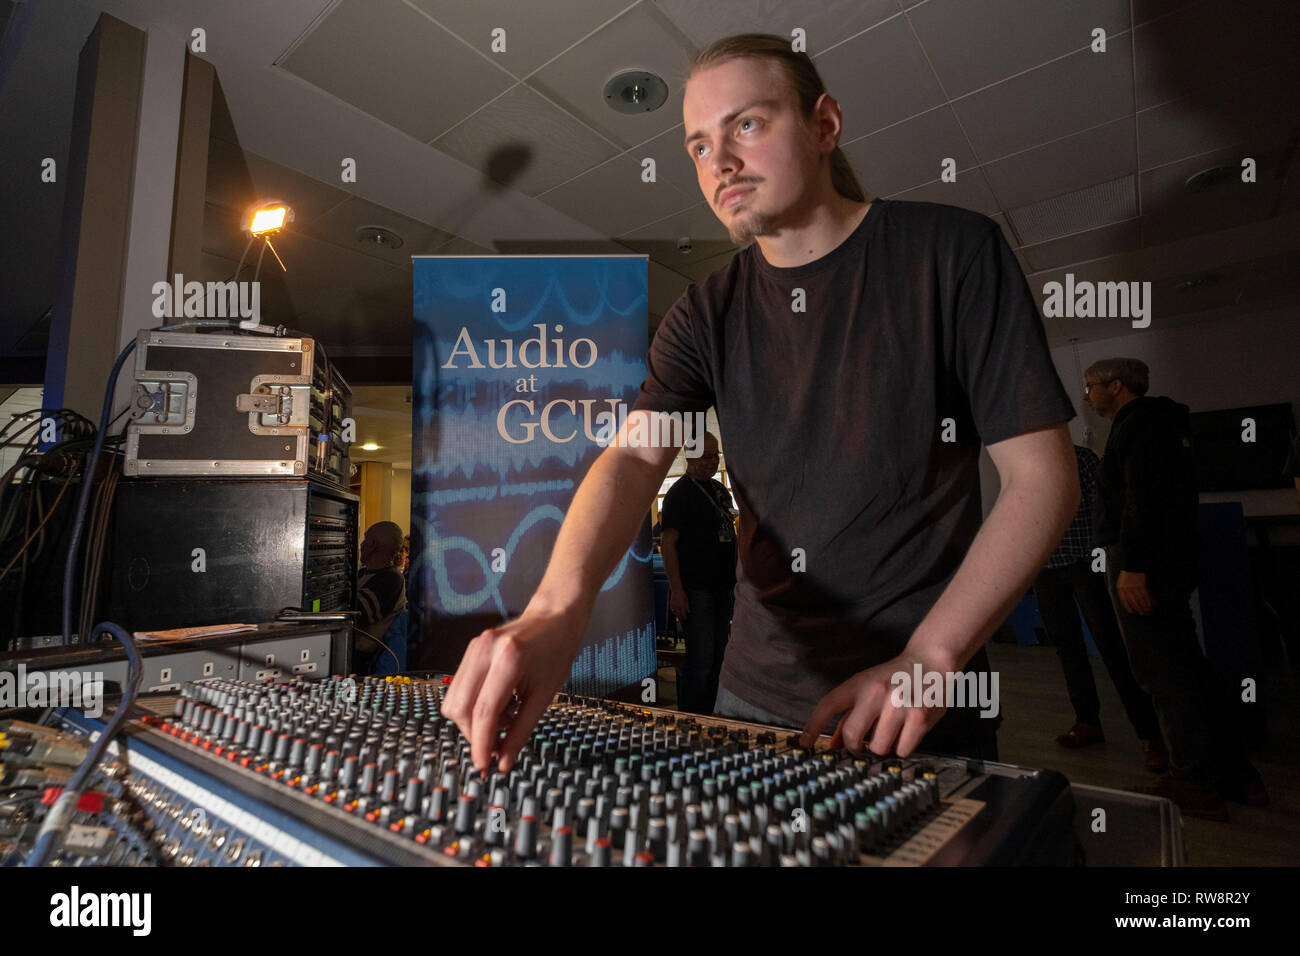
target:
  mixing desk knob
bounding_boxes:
[550,826,573,867]
[454,794,477,834]
[514,815,537,859]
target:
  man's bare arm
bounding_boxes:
[443,411,679,772]
[903,423,1079,674]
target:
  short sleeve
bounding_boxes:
[954,228,1076,445]
[632,292,715,414]
[660,483,688,532]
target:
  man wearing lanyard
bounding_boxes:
[660,432,738,713]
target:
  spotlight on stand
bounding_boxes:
[234,200,296,283]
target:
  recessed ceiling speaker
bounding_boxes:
[1183,165,1240,193]
[604,70,669,114]
[1174,273,1220,293]
[357,226,404,249]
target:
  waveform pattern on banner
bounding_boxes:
[568,623,657,699]
[410,256,656,697]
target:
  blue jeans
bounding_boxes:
[679,587,734,714]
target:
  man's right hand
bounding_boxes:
[441,604,587,775]
[669,590,690,621]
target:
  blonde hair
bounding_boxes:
[686,33,869,203]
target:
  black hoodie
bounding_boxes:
[1092,395,1199,591]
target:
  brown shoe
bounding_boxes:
[1128,775,1229,822]
[1141,738,1169,774]
[1056,722,1104,748]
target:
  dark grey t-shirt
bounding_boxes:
[632,198,1075,722]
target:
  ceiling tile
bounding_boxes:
[432,84,620,196]
[981,117,1136,209]
[1132,0,1206,24]
[1022,219,1142,272]
[409,0,633,77]
[1014,249,1036,280]
[648,258,692,315]
[433,236,496,255]
[840,106,976,198]
[654,0,901,54]
[527,3,695,149]
[886,173,1000,217]
[1247,251,1300,302]
[206,140,350,223]
[988,212,1020,250]
[252,230,410,318]
[1134,0,1300,110]
[280,0,514,143]
[1140,143,1287,212]
[1137,59,1300,168]
[621,200,730,242]
[951,34,1134,162]
[493,238,632,255]
[635,123,699,193]
[676,247,739,281]
[303,197,454,267]
[538,154,697,235]
[1140,157,1282,248]
[619,201,734,263]
[813,16,947,141]
[905,0,1129,99]
[1007,175,1137,244]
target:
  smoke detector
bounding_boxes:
[604,71,669,114]
[357,226,404,250]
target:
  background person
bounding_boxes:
[660,432,737,713]
[1086,357,1267,820]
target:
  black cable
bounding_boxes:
[24,620,142,866]
[60,342,135,645]
[231,234,257,283]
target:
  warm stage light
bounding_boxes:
[243,200,294,236]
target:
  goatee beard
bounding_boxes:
[727,209,776,245]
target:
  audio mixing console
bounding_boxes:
[3,675,1076,866]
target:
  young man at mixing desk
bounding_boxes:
[444,34,1079,773]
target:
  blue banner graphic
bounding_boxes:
[410,256,655,696]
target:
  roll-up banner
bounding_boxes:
[410,255,657,697]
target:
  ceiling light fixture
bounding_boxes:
[360,442,380,451]
[604,70,668,114]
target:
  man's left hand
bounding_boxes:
[1116,570,1155,615]
[799,651,951,757]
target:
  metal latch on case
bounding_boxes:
[132,381,189,425]
[236,385,294,424]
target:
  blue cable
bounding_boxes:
[25,620,142,866]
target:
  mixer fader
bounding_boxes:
[13,673,1076,867]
